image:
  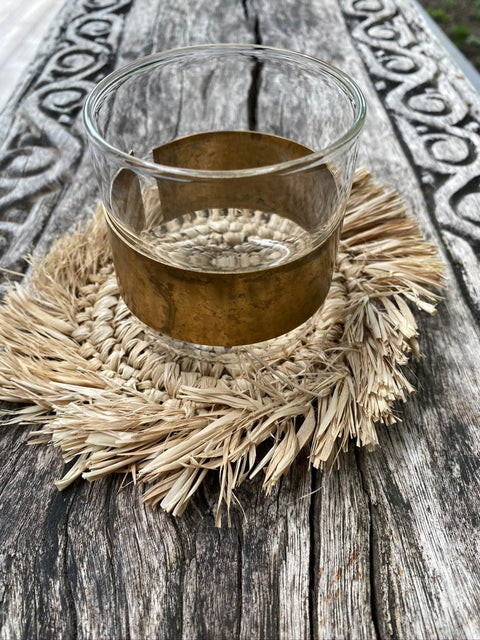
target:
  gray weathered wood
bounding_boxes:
[0,0,479,638]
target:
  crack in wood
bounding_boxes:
[62,487,79,640]
[309,467,319,640]
[355,448,382,640]
[246,8,263,131]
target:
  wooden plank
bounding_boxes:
[313,454,377,640]
[0,2,312,639]
[337,0,480,637]
[234,460,311,640]
[253,1,480,639]
[247,0,384,639]
[0,424,77,639]
[356,297,480,639]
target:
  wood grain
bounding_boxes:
[0,0,479,638]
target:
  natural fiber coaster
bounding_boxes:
[0,169,443,524]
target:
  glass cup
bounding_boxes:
[83,44,366,347]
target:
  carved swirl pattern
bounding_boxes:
[0,0,133,272]
[340,0,480,312]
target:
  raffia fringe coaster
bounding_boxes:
[0,169,443,525]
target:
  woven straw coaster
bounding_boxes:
[0,168,443,525]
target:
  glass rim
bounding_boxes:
[82,43,367,179]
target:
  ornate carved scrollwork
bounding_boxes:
[0,0,133,272]
[341,0,480,314]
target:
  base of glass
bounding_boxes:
[149,309,320,364]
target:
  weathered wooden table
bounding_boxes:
[1,1,479,638]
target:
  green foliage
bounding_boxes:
[428,8,448,22]
[470,0,480,25]
[450,24,472,46]
[419,0,480,70]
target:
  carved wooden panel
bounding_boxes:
[0,0,134,275]
[341,0,480,317]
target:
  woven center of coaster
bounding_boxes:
[139,208,311,271]
[0,169,443,525]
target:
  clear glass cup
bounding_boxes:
[83,44,366,347]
